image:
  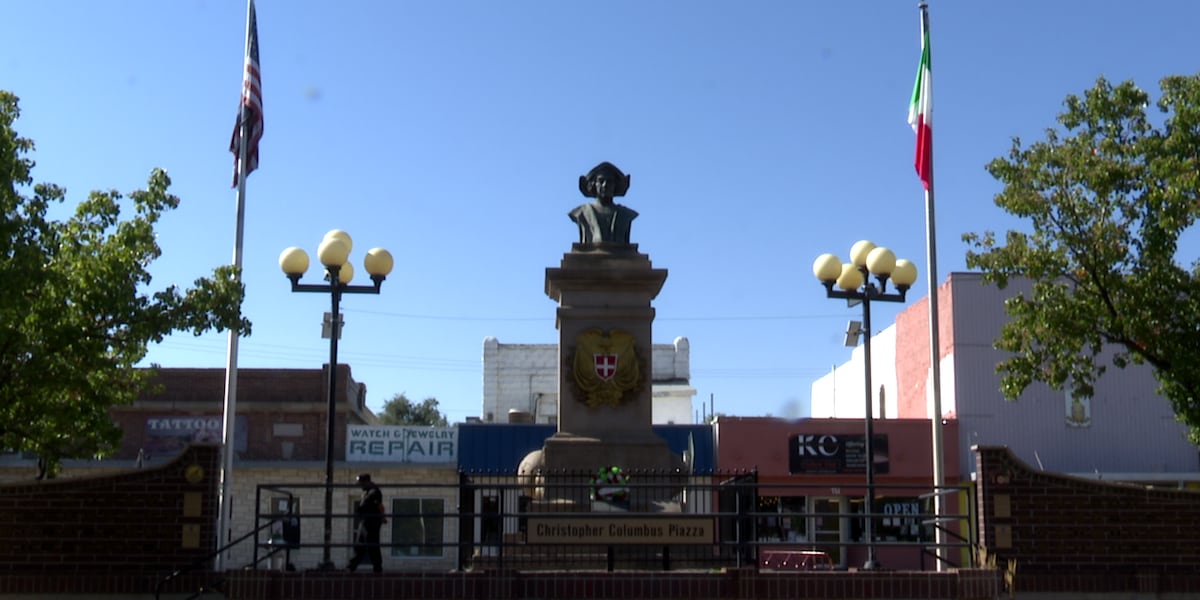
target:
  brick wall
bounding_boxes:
[109,365,370,462]
[975,444,1200,594]
[223,568,1002,600]
[0,444,220,592]
[874,275,955,420]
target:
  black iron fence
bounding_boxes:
[251,470,975,573]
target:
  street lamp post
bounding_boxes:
[279,229,393,570]
[812,240,917,570]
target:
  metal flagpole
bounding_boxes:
[925,158,948,570]
[915,1,949,571]
[216,0,254,571]
[925,162,948,571]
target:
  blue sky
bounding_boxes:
[6,1,1199,424]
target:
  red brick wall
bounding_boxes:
[975,445,1200,594]
[893,277,955,419]
[0,444,220,578]
[139,367,333,406]
[223,568,1002,600]
[110,366,363,461]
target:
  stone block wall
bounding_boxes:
[482,337,559,423]
[222,464,460,571]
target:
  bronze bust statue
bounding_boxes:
[569,162,638,244]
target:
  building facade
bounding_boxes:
[714,416,963,570]
[811,272,1199,482]
[109,366,374,463]
[1,362,713,573]
[481,336,697,425]
[0,366,462,572]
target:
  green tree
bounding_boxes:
[379,393,449,426]
[0,91,249,478]
[964,75,1200,442]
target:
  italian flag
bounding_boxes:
[908,16,932,191]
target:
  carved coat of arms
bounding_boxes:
[572,328,641,407]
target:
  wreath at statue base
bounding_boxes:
[590,466,631,509]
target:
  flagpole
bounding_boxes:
[216,0,254,571]
[914,0,949,571]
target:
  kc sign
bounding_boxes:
[346,425,457,463]
[788,433,889,475]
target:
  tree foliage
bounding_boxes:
[964,75,1200,442]
[378,393,449,426]
[0,91,250,478]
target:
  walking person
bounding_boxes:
[346,473,384,573]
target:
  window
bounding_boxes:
[270,496,299,516]
[268,497,300,547]
[850,497,930,543]
[390,498,444,557]
[480,496,501,545]
[756,496,808,543]
[877,497,930,542]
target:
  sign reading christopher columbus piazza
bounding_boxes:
[527,516,715,545]
[346,425,457,463]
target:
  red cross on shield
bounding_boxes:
[594,353,618,381]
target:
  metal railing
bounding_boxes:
[240,471,976,573]
[154,518,277,600]
[155,487,299,599]
[919,487,978,570]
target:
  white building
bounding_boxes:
[812,272,1198,482]
[481,336,697,425]
[810,324,902,420]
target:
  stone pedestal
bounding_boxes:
[518,243,685,502]
[545,244,664,439]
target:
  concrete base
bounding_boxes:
[518,435,686,505]
[540,433,683,473]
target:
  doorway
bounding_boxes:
[811,496,845,566]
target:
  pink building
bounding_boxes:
[812,272,1198,483]
[714,416,961,570]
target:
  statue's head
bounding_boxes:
[579,162,631,199]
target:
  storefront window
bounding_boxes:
[390,498,444,557]
[850,497,930,542]
[877,497,929,542]
[268,496,300,548]
[756,496,808,543]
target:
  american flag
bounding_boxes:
[229,0,262,188]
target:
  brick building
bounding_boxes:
[110,366,374,463]
[714,416,963,570]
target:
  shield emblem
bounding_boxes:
[594,353,618,381]
[573,328,641,407]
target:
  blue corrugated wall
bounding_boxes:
[457,423,715,474]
